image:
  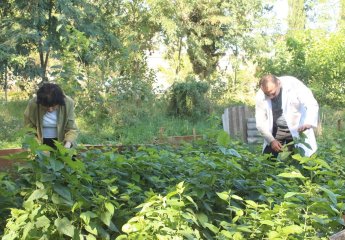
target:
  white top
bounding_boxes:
[42,110,58,138]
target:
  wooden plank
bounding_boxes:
[247,130,260,137]
[330,229,345,240]
[222,108,230,135]
[247,117,256,123]
[246,117,261,144]
[247,122,256,129]
[222,106,256,143]
[237,106,245,141]
[0,148,26,169]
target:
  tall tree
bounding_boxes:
[148,0,265,81]
[339,0,345,30]
[288,0,306,30]
[0,0,105,84]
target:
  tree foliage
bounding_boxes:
[148,0,265,81]
[288,0,306,30]
[168,77,210,120]
[257,30,345,107]
[307,32,345,106]
[1,0,345,110]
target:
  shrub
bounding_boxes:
[167,76,210,121]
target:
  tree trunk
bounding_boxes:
[288,0,306,31]
[4,66,8,102]
[38,0,53,83]
[176,36,182,75]
[339,0,345,30]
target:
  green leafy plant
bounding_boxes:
[1,129,344,239]
[167,77,210,121]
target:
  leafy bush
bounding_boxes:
[1,130,345,239]
[0,101,26,148]
[167,77,210,121]
[256,31,345,107]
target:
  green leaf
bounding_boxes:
[216,191,229,201]
[217,131,231,147]
[108,185,119,194]
[53,184,72,201]
[220,230,233,238]
[204,223,219,234]
[86,234,97,240]
[85,222,98,235]
[49,158,64,172]
[245,200,258,208]
[52,194,73,206]
[166,198,185,207]
[282,225,303,235]
[115,235,128,240]
[56,24,63,32]
[233,232,244,240]
[22,222,34,239]
[122,223,141,234]
[105,202,115,215]
[278,171,306,179]
[231,194,243,201]
[27,189,47,202]
[35,215,51,229]
[80,211,97,225]
[72,201,83,213]
[100,211,119,232]
[319,186,337,206]
[260,220,274,226]
[237,225,253,233]
[196,213,208,227]
[54,217,75,237]
[23,200,34,211]
[185,196,198,210]
[176,181,185,193]
[284,192,299,199]
[278,151,291,160]
[314,158,331,170]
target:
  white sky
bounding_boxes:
[272,0,340,32]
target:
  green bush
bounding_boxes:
[0,100,27,148]
[1,129,345,239]
[167,77,210,121]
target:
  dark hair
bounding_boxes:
[259,74,279,89]
[36,83,65,107]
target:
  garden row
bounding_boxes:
[0,131,344,239]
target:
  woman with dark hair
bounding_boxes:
[24,83,78,149]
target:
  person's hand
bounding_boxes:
[298,124,312,132]
[270,140,282,152]
[64,141,72,148]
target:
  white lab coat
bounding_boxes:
[255,76,319,157]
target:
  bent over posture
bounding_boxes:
[24,83,78,149]
[255,74,319,157]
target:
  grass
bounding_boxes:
[76,101,216,145]
[1,97,344,151]
[0,100,27,148]
[0,98,218,148]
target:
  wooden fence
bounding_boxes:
[222,105,262,144]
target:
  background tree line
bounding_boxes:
[0,0,344,122]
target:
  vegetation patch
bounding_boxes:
[1,131,344,239]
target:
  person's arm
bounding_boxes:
[295,81,319,131]
[24,99,37,129]
[63,97,78,148]
[23,98,40,146]
[255,92,275,144]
